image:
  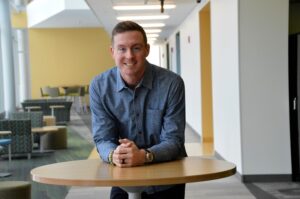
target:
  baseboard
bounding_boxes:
[241,174,292,182]
[214,151,292,182]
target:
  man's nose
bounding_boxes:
[125,48,134,58]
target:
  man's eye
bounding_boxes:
[117,48,126,53]
[133,47,142,52]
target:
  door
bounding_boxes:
[166,43,170,70]
[176,32,181,75]
[289,33,300,181]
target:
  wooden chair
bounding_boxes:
[47,87,64,98]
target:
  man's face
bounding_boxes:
[111,31,150,80]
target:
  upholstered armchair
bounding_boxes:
[9,112,44,149]
[8,112,43,128]
[0,112,5,120]
[0,120,32,159]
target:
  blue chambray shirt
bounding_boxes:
[90,61,187,193]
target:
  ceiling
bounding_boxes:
[25,0,198,44]
[23,0,300,43]
[84,0,198,44]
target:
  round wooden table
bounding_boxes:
[31,157,236,199]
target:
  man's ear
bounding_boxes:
[145,44,150,57]
[110,46,114,57]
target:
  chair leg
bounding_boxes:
[0,144,12,178]
[8,144,11,163]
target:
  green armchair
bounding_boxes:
[0,120,32,159]
[8,112,43,128]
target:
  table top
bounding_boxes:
[49,105,65,108]
[31,157,236,187]
[32,126,59,133]
[43,115,56,119]
[0,131,12,135]
[25,106,41,109]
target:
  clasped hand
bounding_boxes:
[113,138,145,167]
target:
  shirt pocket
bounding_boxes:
[145,109,163,135]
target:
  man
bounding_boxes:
[90,21,187,199]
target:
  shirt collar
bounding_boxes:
[116,61,153,92]
[116,68,125,92]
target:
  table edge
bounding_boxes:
[31,158,236,187]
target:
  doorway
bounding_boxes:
[166,43,170,70]
[289,0,300,181]
[199,3,213,143]
[289,33,300,181]
[175,32,181,75]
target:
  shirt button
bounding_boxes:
[138,132,142,135]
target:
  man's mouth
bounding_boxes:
[124,62,136,67]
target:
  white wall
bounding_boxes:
[159,44,167,69]
[147,44,160,66]
[239,0,291,175]
[179,9,202,136]
[210,0,242,172]
[163,2,206,136]
[163,0,291,177]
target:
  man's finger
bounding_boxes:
[119,138,131,144]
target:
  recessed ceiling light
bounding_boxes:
[113,5,176,10]
[117,15,169,21]
[140,23,165,28]
[145,29,162,33]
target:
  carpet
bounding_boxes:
[251,182,300,199]
[0,126,94,199]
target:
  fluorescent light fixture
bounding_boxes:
[140,23,165,28]
[147,34,159,38]
[117,15,169,21]
[113,4,176,10]
[145,29,162,33]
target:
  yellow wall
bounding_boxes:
[29,28,114,98]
